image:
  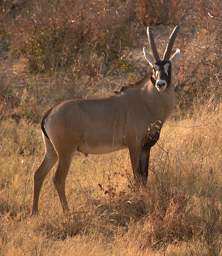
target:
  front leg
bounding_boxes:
[144,120,162,147]
[138,147,151,186]
[129,120,162,186]
[129,145,151,186]
[139,120,163,184]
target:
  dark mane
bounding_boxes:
[114,72,150,94]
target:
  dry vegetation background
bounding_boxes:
[0,0,222,255]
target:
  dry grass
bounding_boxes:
[1,1,222,255]
[1,103,222,255]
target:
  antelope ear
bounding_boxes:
[169,48,181,62]
[143,47,154,68]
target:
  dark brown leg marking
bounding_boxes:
[137,120,163,185]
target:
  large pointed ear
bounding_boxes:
[170,48,181,62]
[143,47,154,68]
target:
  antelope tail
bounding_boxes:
[41,107,53,139]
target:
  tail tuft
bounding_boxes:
[41,107,53,138]
[41,116,49,138]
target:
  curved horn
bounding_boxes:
[147,27,160,62]
[143,47,154,68]
[163,25,180,60]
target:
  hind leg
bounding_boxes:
[53,151,72,213]
[31,135,57,215]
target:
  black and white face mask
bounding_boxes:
[151,61,172,92]
[143,26,180,92]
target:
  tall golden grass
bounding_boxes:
[0,102,222,255]
[1,1,222,255]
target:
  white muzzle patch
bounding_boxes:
[155,80,167,92]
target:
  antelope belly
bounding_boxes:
[78,144,126,154]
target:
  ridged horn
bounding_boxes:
[163,25,180,60]
[147,27,160,62]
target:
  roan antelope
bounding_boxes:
[31,26,180,215]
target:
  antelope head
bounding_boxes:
[143,26,180,92]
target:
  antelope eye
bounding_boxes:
[164,63,170,75]
[153,65,160,78]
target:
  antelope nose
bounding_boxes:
[156,80,167,87]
